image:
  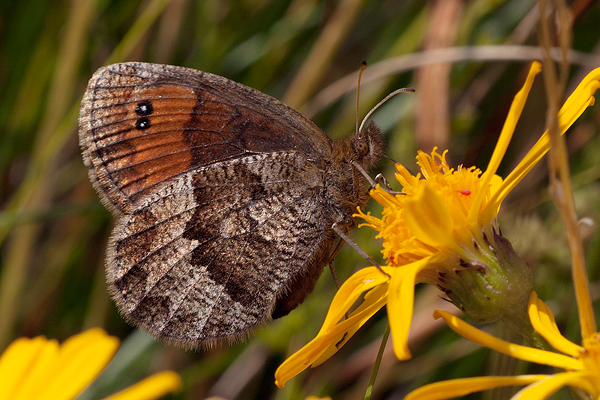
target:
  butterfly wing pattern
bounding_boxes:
[79,62,383,347]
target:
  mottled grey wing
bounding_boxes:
[107,151,338,347]
[79,62,334,215]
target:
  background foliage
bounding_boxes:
[1,0,599,399]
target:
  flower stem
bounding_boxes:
[364,324,390,400]
[538,0,596,339]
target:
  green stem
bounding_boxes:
[364,324,390,400]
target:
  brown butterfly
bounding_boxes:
[79,62,383,348]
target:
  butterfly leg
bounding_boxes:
[373,173,406,195]
[331,222,390,278]
[327,238,346,290]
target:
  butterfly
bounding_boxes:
[79,62,383,348]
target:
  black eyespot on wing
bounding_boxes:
[135,100,154,116]
[135,117,151,130]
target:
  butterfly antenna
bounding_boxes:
[356,61,367,135]
[359,87,416,133]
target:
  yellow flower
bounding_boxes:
[0,328,182,400]
[274,63,600,389]
[405,292,600,400]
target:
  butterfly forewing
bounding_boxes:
[79,62,333,214]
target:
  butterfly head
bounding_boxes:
[351,120,384,170]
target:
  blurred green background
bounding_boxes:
[1,0,600,399]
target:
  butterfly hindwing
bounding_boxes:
[107,152,336,346]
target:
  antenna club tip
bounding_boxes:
[406,87,416,92]
[361,60,367,67]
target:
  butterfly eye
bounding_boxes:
[353,139,369,158]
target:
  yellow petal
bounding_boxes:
[555,68,600,128]
[404,375,547,400]
[471,62,542,224]
[527,292,582,357]
[510,371,597,400]
[478,174,505,224]
[369,186,402,213]
[404,183,454,249]
[395,163,421,188]
[0,336,59,400]
[485,61,541,177]
[102,371,183,400]
[39,328,119,400]
[433,310,583,370]
[313,290,388,363]
[312,284,389,366]
[275,280,389,388]
[320,267,390,330]
[489,68,600,210]
[387,257,433,360]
